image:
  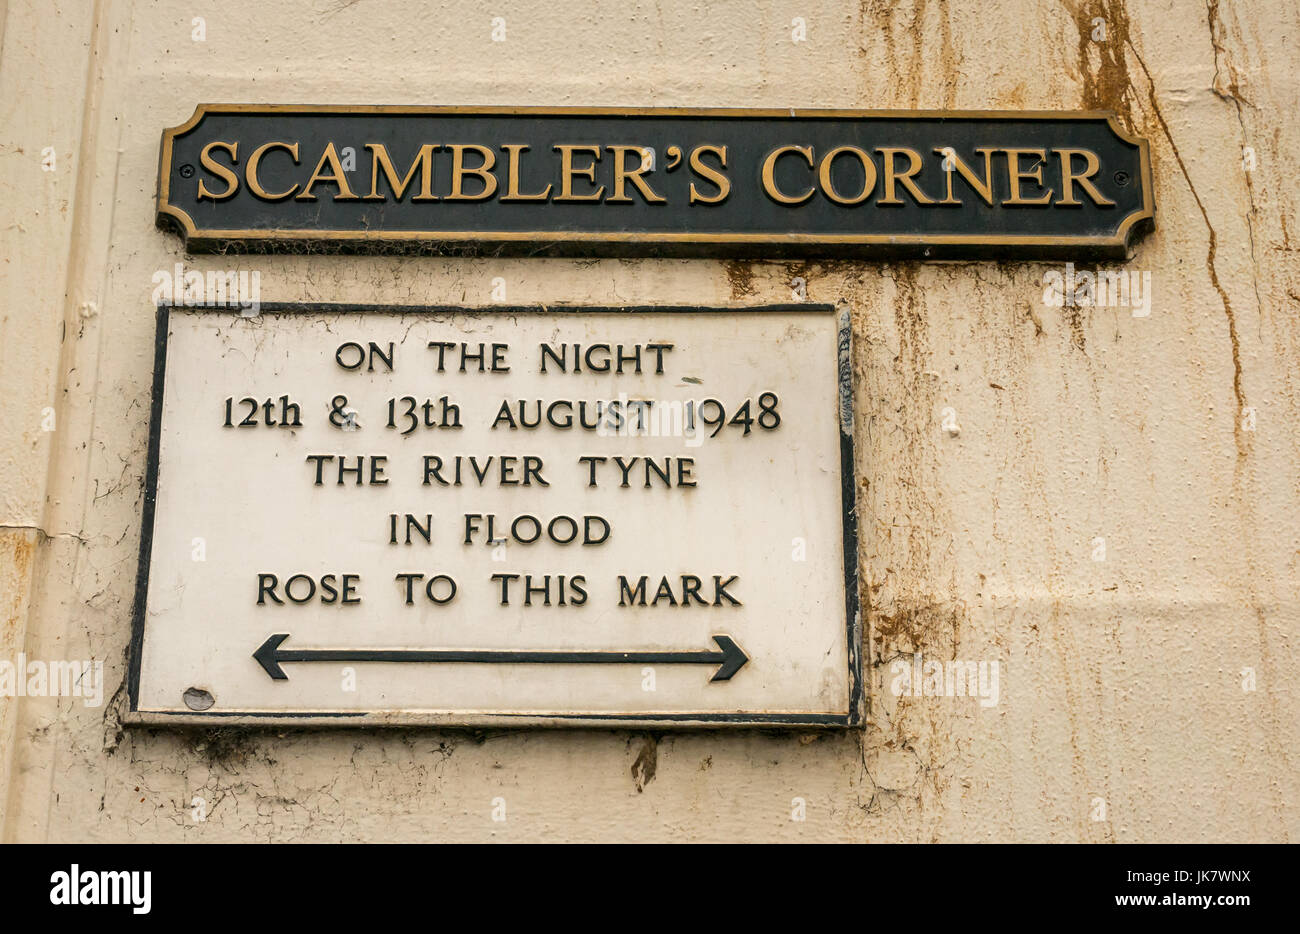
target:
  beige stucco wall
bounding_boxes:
[1,0,1296,842]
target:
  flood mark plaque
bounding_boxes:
[128,304,862,727]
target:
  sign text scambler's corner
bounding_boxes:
[156,106,1154,258]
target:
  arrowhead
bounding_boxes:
[253,633,290,680]
[709,634,749,681]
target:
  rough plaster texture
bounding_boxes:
[0,0,1296,842]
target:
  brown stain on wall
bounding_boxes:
[722,261,755,300]
[1,532,36,639]
[1064,0,1135,116]
[875,264,964,658]
[630,735,658,792]
[1063,0,1250,458]
[1202,0,1290,835]
[833,260,971,829]
[858,0,961,109]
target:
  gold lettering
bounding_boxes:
[876,148,934,205]
[295,142,359,201]
[1055,148,1116,206]
[245,141,300,201]
[197,141,239,201]
[500,144,552,201]
[761,146,815,205]
[688,145,730,205]
[554,144,604,202]
[606,145,666,204]
[365,143,439,201]
[935,147,996,206]
[1003,148,1053,206]
[818,146,877,205]
[446,144,498,201]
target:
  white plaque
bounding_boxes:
[128,304,861,727]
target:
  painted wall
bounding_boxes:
[1,0,1295,842]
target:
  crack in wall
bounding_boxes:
[1206,0,1264,323]
[0,524,89,545]
[1123,39,1250,459]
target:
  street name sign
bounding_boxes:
[156,105,1154,258]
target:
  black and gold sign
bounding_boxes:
[156,105,1154,258]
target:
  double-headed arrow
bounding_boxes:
[253,633,749,682]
